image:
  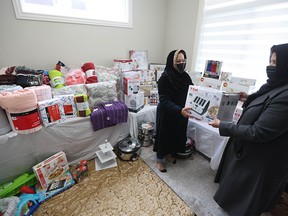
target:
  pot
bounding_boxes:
[138,132,154,141]
[117,137,142,161]
[139,138,154,147]
[138,122,154,135]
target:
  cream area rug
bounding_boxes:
[34,158,195,216]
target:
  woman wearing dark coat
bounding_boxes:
[153,49,193,172]
[209,43,288,215]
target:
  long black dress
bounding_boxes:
[153,50,193,157]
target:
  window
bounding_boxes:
[193,0,288,88]
[12,0,132,28]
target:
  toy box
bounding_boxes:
[69,160,88,183]
[33,151,69,189]
[36,171,75,203]
[185,85,239,122]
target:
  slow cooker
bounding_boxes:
[117,137,142,161]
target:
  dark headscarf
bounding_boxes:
[164,49,192,91]
[243,43,288,108]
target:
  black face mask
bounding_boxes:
[176,63,186,73]
[266,65,277,79]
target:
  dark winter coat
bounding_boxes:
[214,83,288,215]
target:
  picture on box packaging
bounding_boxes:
[46,179,66,192]
[129,85,140,94]
[189,95,210,115]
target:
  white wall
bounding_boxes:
[165,0,199,70]
[0,0,167,70]
[0,0,199,71]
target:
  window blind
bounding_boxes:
[193,0,288,88]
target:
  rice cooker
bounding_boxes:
[117,137,142,161]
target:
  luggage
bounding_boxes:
[90,101,128,131]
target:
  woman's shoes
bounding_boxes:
[165,155,177,164]
[156,162,167,172]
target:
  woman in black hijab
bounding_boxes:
[153,49,193,172]
[209,43,288,215]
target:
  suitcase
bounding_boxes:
[90,101,128,131]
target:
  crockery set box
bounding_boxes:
[185,85,239,122]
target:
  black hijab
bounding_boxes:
[164,49,192,91]
[243,43,288,108]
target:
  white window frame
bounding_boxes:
[12,0,133,28]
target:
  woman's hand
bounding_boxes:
[239,92,248,102]
[208,116,221,128]
[181,107,193,118]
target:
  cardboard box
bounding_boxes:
[221,81,256,94]
[33,151,69,189]
[198,77,223,90]
[220,72,232,81]
[124,91,144,112]
[189,71,203,85]
[123,77,141,95]
[230,76,257,86]
[114,59,133,72]
[140,84,154,97]
[185,85,239,122]
[203,60,222,79]
[139,69,156,85]
[150,89,159,106]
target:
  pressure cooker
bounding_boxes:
[117,137,142,161]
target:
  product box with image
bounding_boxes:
[220,72,233,81]
[36,171,75,202]
[185,85,239,122]
[198,77,223,90]
[114,59,133,72]
[189,71,203,85]
[203,60,222,79]
[129,50,148,70]
[230,76,257,86]
[140,84,154,97]
[33,151,69,189]
[139,69,156,85]
[221,81,256,94]
[123,76,141,95]
[150,89,159,106]
[124,91,144,113]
